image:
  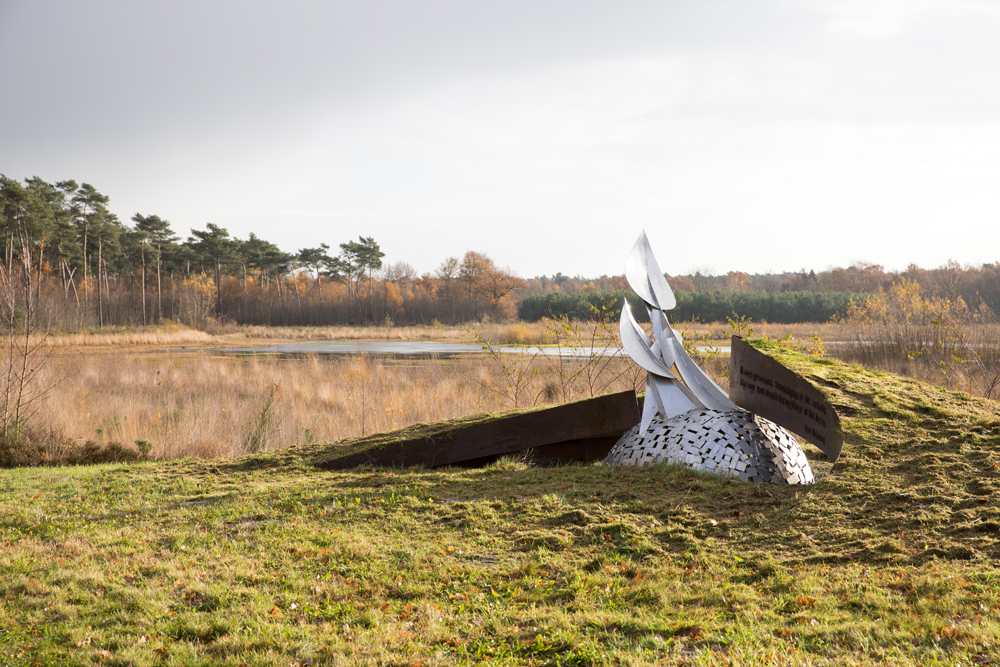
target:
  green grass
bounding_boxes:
[3,340,1000,665]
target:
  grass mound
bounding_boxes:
[310,337,1000,564]
[739,339,1000,563]
[2,342,1000,665]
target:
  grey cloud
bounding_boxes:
[0,1,785,144]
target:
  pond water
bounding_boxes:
[203,340,731,358]
[209,340,627,358]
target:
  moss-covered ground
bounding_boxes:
[3,340,1000,665]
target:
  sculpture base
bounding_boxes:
[605,408,814,485]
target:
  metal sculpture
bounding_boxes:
[605,231,817,485]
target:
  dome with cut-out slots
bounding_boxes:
[605,408,814,485]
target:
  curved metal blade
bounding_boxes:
[639,375,701,433]
[651,375,699,418]
[645,301,664,341]
[644,305,678,370]
[663,336,737,412]
[625,231,676,311]
[620,301,675,377]
[626,271,731,409]
[649,339,677,374]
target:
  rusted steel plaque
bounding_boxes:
[729,336,842,463]
[317,390,640,470]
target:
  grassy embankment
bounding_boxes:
[3,341,1000,665]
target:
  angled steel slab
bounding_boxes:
[317,390,640,470]
[728,336,843,463]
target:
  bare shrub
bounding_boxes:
[0,227,62,464]
[833,279,1000,397]
[469,300,643,410]
[468,329,544,409]
[543,298,643,402]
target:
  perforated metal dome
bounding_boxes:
[605,408,814,485]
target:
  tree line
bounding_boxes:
[518,290,863,325]
[5,174,999,329]
[0,175,527,328]
[524,264,1000,323]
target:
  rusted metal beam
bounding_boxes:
[317,390,640,470]
[729,336,843,463]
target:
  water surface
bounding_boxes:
[206,340,730,357]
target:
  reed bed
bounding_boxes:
[829,320,1000,398]
[212,324,474,342]
[222,320,857,347]
[33,348,640,462]
[210,321,559,345]
[44,325,462,348]
[675,320,850,344]
[825,280,1000,398]
[45,328,214,347]
[43,319,848,350]
[41,320,560,349]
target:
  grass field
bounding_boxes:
[3,341,1000,665]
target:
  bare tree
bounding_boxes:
[0,210,54,445]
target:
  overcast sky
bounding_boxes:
[2,1,998,279]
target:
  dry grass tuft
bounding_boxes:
[473,321,556,345]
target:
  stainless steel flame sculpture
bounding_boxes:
[604,232,815,485]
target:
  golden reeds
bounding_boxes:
[45,329,214,347]
[37,348,639,460]
[41,321,560,348]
